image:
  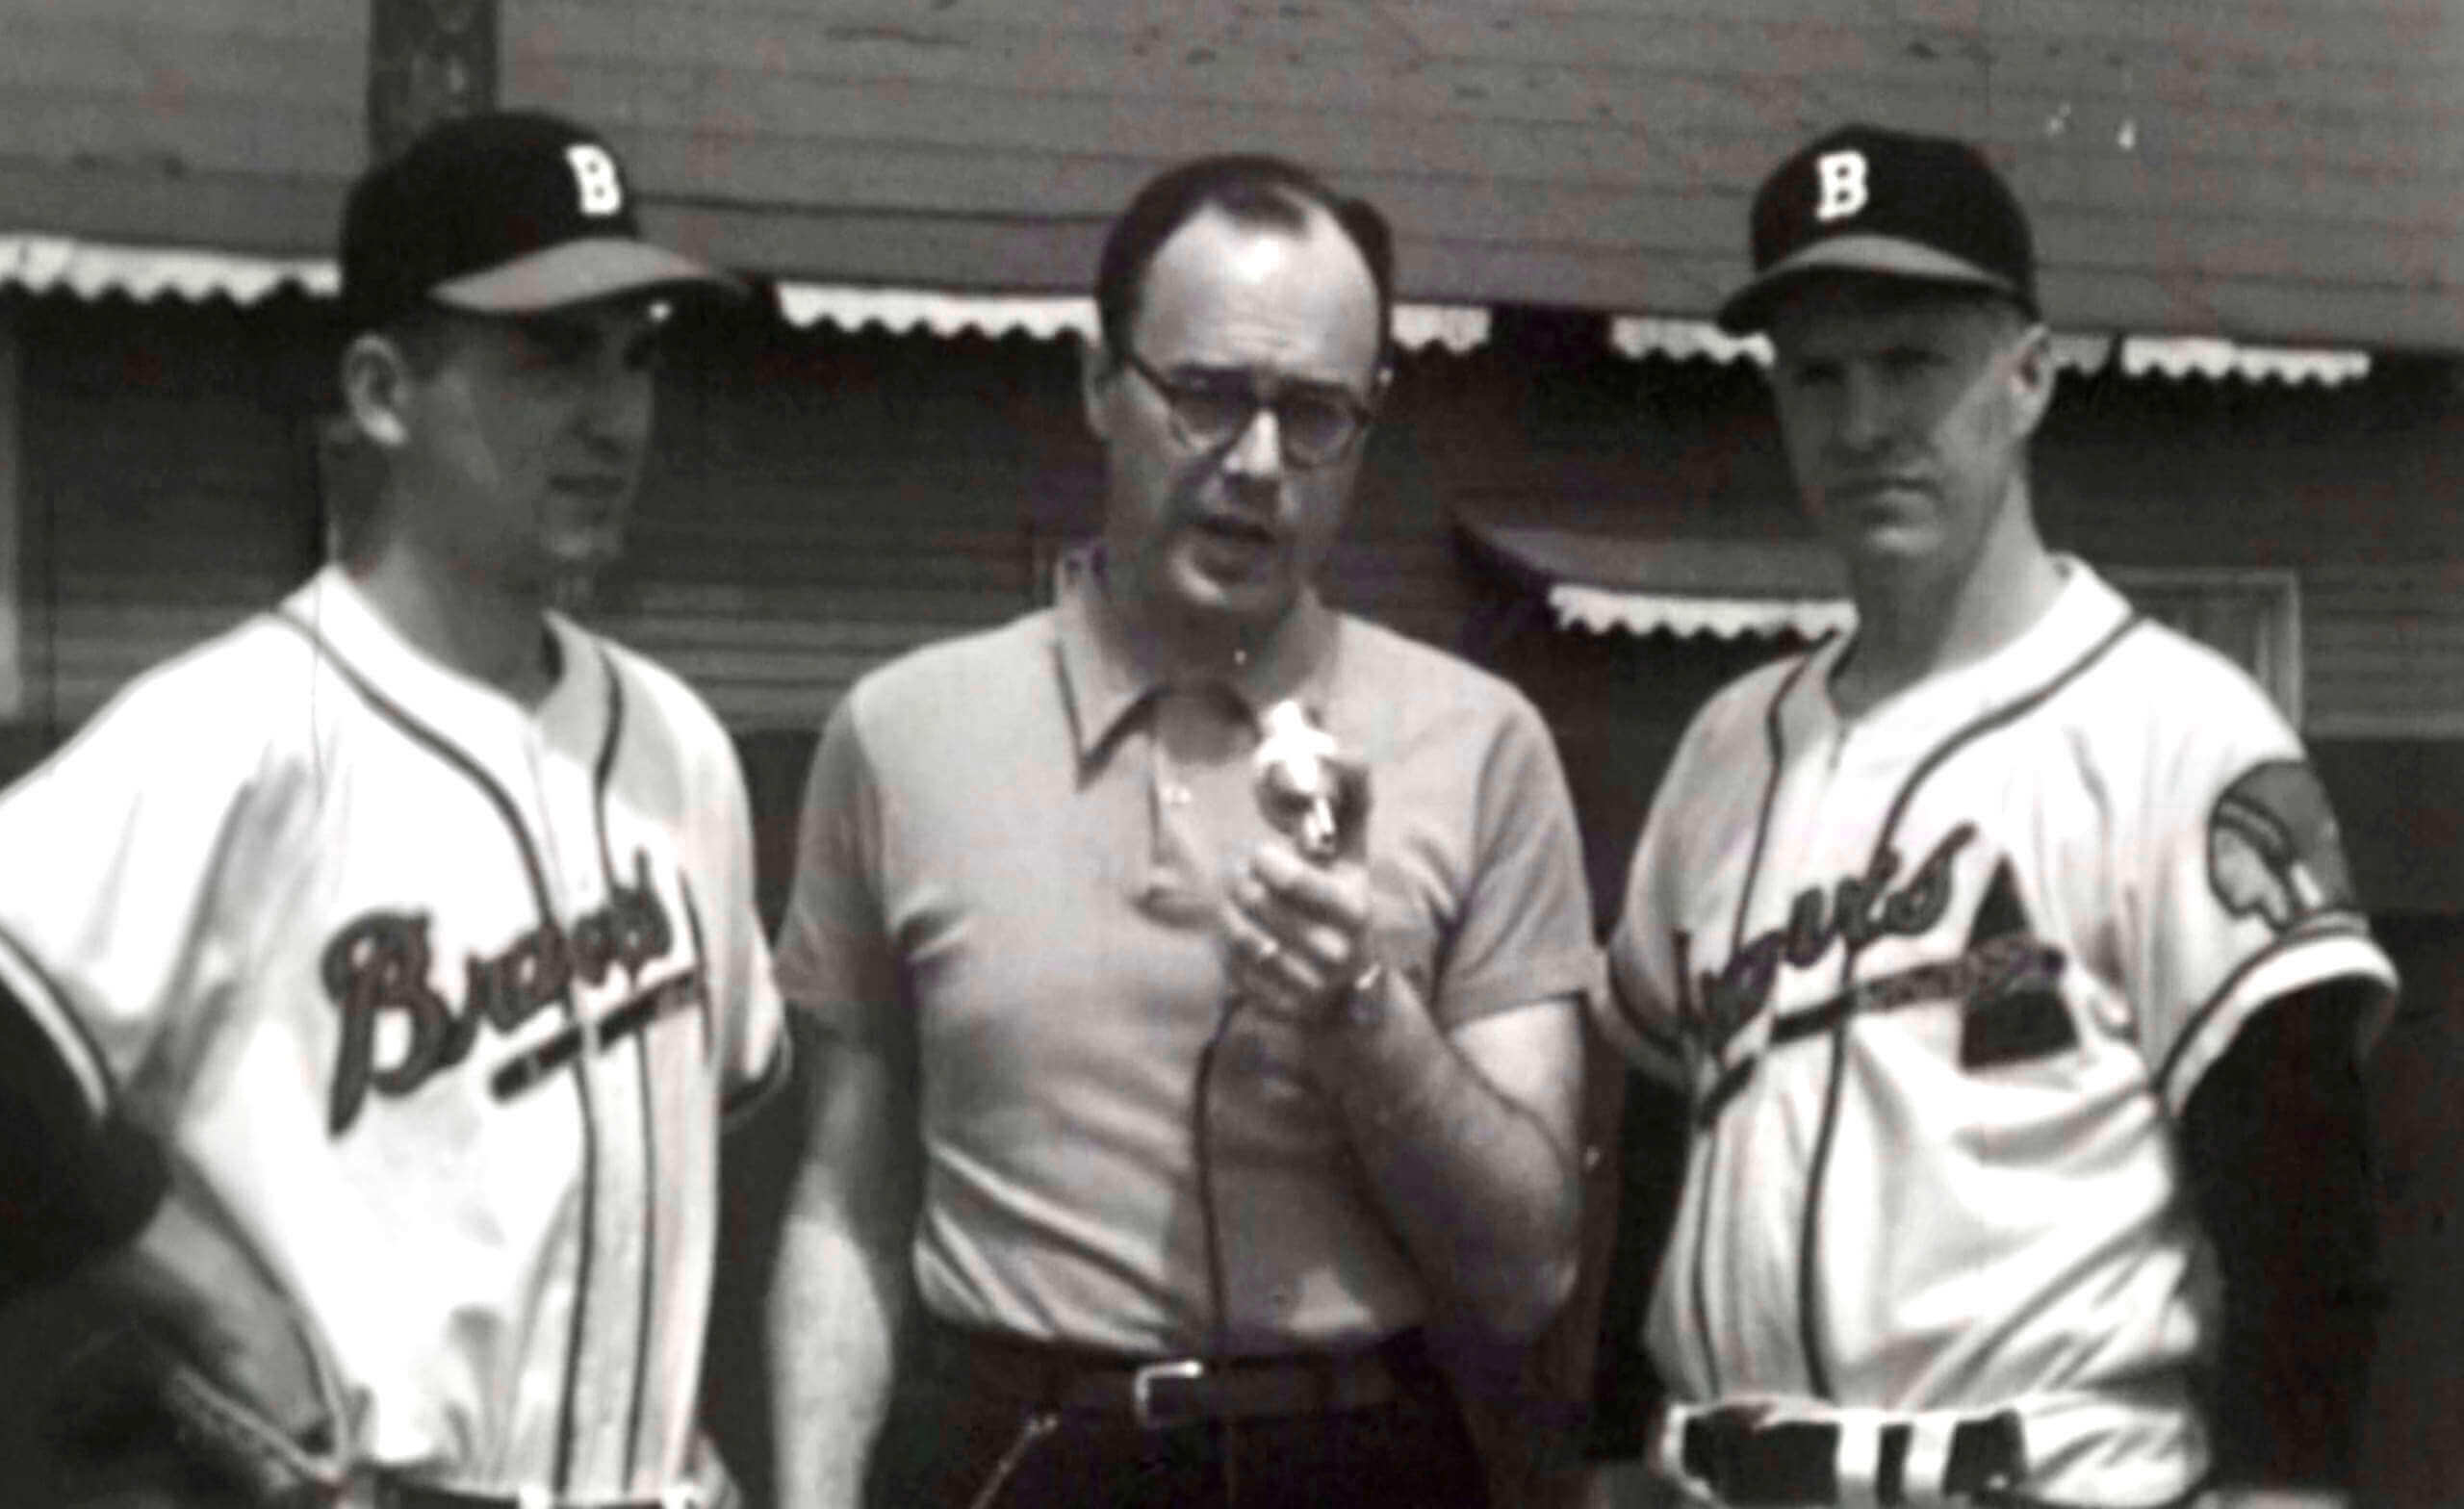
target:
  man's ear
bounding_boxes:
[339,332,417,451]
[2007,321,2057,441]
[1079,333,1117,444]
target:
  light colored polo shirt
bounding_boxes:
[775,550,1598,1354]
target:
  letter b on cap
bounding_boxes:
[565,143,624,217]
[1813,150,1868,222]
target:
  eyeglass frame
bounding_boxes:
[1112,345,1383,470]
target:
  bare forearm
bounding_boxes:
[1321,985,1581,1343]
[768,1200,910,1509]
[767,1026,920,1509]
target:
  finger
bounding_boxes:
[1220,907,1338,1024]
[1230,869,1361,983]
[1219,902,1284,982]
[1248,845,1370,932]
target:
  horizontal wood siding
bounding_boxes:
[7,301,2455,894]
[0,2,2452,347]
[500,0,2464,347]
[603,320,1472,730]
[13,297,330,736]
[2288,564,2464,739]
[2027,364,2464,737]
[13,299,2457,741]
[7,303,1477,739]
[0,1,363,253]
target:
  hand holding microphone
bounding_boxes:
[1225,701,1380,1032]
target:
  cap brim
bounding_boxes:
[430,238,745,315]
[1714,234,2025,334]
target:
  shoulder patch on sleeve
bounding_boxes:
[2207,759,2357,933]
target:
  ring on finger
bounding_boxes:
[1252,934,1282,970]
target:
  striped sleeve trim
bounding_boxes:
[0,919,116,1121]
[2154,912,2390,1113]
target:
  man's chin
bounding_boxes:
[542,544,621,612]
[1829,520,1941,571]
[544,570,601,614]
[1168,559,1296,634]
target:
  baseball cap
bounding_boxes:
[339,110,740,333]
[1715,123,2038,335]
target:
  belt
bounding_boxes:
[1675,1405,2026,1507]
[379,1486,709,1509]
[920,1316,1409,1430]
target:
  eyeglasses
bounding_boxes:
[1116,347,1376,470]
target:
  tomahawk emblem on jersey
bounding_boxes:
[1675,825,2086,1125]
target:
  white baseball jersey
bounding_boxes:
[1598,560,2395,1506]
[0,566,785,1501]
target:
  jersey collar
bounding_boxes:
[1804,555,2132,740]
[1050,545,1339,760]
[289,565,603,736]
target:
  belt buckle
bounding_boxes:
[1129,1358,1209,1429]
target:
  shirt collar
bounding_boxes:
[1051,546,1340,758]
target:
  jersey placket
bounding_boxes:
[518,706,643,1493]
[1782,693,1912,1401]
[1708,684,1861,1398]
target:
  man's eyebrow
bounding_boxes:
[1163,361,1362,396]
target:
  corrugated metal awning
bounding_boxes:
[1550,582,1853,639]
[772,281,1491,351]
[0,234,1492,351]
[1607,316,2372,387]
[1460,513,1855,641]
[0,236,2379,379]
[0,236,335,303]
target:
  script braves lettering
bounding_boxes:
[321,849,676,1133]
[1679,822,1977,1054]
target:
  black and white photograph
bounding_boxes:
[0,4,2455,1507]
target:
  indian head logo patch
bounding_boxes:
[2208,759,2357,933]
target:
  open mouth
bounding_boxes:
[1192,513,1278,550]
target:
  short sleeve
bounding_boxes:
[1426,696,1603,1028]
[771,693,903,1038]
[0,667,262,1128]
[2132,667,2398,1114]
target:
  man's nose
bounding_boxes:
[1221,401,1285,480]
[580,365,654,451]
[1835,370,1891,452]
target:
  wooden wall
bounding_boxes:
[0,0,362,254]
[0,291,2459,1505]
[6,297,2457,900]
[502,0,2464,346]
[0,2,2455,349]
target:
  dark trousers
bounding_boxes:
[865,1324,1491,1509]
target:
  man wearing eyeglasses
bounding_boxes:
[766,155,1598,1508]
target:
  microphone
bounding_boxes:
[1251,700,1367,863]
